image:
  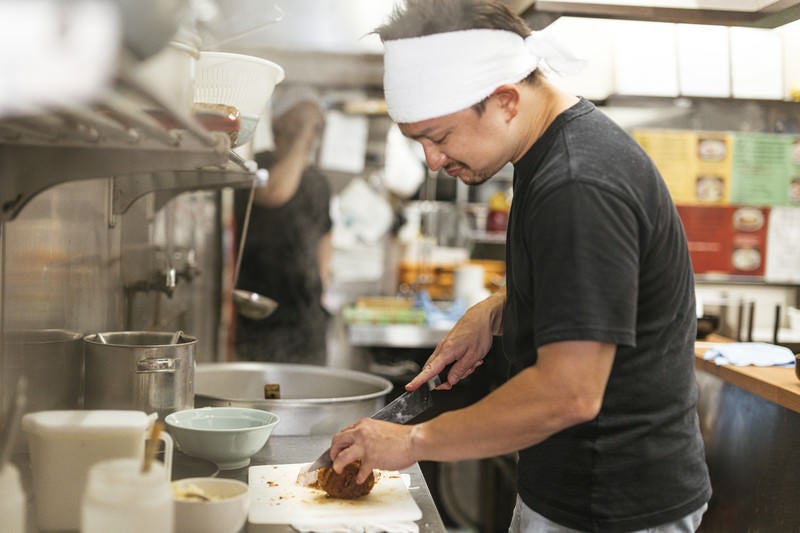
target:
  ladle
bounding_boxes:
[231,176,278,320]
[169,330,183,345]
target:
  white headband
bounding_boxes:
[383,28,584,123]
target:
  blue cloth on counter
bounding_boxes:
[413,290,465,329]
[703,342,796,367]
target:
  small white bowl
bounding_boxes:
[165,407,279,470]
[172,477,249,533]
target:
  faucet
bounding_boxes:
[175,249,201,283]
[125,266,177,298]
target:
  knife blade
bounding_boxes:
[304,364,452,473]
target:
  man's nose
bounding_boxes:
[422,142,447,171]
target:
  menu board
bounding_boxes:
[677,205,770,277]
[635,129,799,207]
[633,129,732,205]
[729,132,794,206]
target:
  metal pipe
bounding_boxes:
[773,304,781,345]
[117,74,220,148]
[57,105,139,144]
[3,117,62,142]
[99,92,180,146]
[736,300,744,341]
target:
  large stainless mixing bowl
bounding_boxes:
[194,363,394,436]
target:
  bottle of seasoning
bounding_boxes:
[487,187,512,232]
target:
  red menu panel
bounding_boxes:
[677,205,770,277]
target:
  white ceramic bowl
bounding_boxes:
[172,477,249,533]
[165,407,279,470]
[194,51,285,147]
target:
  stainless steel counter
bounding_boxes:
[13,434,446,532]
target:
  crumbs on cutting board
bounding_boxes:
[252,467,406,509]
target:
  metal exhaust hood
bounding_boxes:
[520,0,800,28]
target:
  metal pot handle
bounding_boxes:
[136,358,176,374]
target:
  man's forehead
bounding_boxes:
[398,118,448,140]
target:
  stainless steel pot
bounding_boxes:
[3,329,83,452]
[83,331,196,421]
[194,363,393,436]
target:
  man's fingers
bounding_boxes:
[405,358,439,390]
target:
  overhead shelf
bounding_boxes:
[528,1,800,28]
[0,74,245,222]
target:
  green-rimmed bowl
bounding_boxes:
[165,407,279,470]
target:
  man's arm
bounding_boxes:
[255,103,324,207]
[411,340,615,460]
[331,340,616,482]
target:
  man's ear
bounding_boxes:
[491,85,520,122]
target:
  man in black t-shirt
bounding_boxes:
[233,88,332,364]
[324,2,711,532]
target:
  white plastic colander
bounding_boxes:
[194,51,285,146]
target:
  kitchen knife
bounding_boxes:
[304,364,452,473]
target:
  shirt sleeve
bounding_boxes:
[524,180,640,348]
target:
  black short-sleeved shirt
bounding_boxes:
[233,151,332,364]
[504,98,711,532]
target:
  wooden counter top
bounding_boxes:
[695,334,800,414]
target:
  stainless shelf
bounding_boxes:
[114,156,257,215]
[348,323,450,349]
[470,229,507,244]
[0,74,237,222]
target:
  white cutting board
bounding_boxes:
[248,463,422,525]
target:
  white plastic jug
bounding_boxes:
[81,457,173,533]
[22,409,173,531]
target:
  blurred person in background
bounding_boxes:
[233,87,332,365]
[326,1,711,532]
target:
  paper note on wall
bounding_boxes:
[765,207,800,283]
[319,110,369,174]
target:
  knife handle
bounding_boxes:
[429,362,456,390]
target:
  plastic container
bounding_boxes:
[194,51,285,146]
[0,464,26,533]
[453,264,487,306]
[82,458,173,533]
[130,25,201,114]
[22,410,173,531]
